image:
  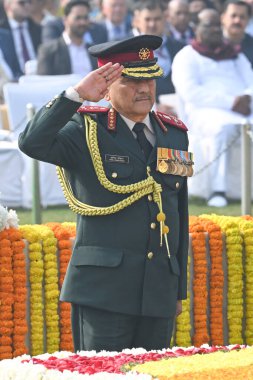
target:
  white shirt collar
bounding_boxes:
[120,113,154,134]
[9,18,28,29]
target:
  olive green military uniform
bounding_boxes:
[19,93,189,316]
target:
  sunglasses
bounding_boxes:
[17,0,31,5]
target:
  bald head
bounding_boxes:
[195,8,223,46]
[167,0,190,33]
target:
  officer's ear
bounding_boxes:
[104,90,110,101]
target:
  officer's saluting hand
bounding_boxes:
[74,62,124,103]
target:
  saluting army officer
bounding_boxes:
[19,35,191,352]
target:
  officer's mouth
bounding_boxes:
[135,97,151,102]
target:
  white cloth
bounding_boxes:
[0,141,25,207]
[172,45,253,197]
[62,32,92,77]
[9,19,36,72]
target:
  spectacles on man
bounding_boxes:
[17,0,31,6]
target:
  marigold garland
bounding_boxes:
[46,222,76,352]
[9,228,27,357]
[19,225,45,356]
[189,216,210,346]
[40,226,60,353]
[201,215,244,345]
[175,254,191,347]
[0,229,14,359]
[199,217,224,345]
[238,217,253,345]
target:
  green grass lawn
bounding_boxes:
[15,196,252,225]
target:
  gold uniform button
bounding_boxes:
[147,251,154,259]
[150,222,156,229]
[175,182,180,189]
[147,166,151,173]
[148,194,153,202]
[111,172,118,178]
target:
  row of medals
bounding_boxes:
[158,159,194,177]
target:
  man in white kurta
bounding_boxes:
[172,8,253,206]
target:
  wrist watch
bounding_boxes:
[65,86,84,103]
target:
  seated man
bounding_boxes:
[172,8,253,207]
[37,0,97,75]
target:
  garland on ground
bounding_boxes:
[0,344,251,379]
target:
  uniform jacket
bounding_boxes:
[37,36,97,75]
[0,27,22,79]
[18,95,189,318]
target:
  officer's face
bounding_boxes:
[106,77,156,122]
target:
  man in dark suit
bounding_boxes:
[0,0,41,78]
[132,0,185,111]
[37,0,97,75]
[222,0,253,67]
[97,0,132,41]
[19,35,190,352]
[42,0,108,44]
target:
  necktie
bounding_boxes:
[133,123,152,160]
[113,25,122,40]
[18,25,30,63]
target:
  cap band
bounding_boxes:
[97,49,155,67]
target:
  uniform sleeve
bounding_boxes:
[18,93,85,169]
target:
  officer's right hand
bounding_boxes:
[74,62,124,103]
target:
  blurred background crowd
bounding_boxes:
[1,0,253,105]
[0,0,253,208]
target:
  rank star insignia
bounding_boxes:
[139,48,150,60]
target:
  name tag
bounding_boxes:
[105,154,129,164]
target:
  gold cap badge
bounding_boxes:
[139,48,150,60]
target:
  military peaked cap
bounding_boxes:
[88,35,163,79]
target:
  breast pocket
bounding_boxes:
[103,161,133,181]
[161,174,185,192]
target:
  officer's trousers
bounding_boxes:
[71,304,174,352]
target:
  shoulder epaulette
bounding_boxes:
[155,111,188,132]
[77,105,110,114]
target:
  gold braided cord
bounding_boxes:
[56,115,163,216]
[57,167,154,215]
[122,67,163,78]
[122,64,161,73]
[56,114,171,257]
[85,115,159,194]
